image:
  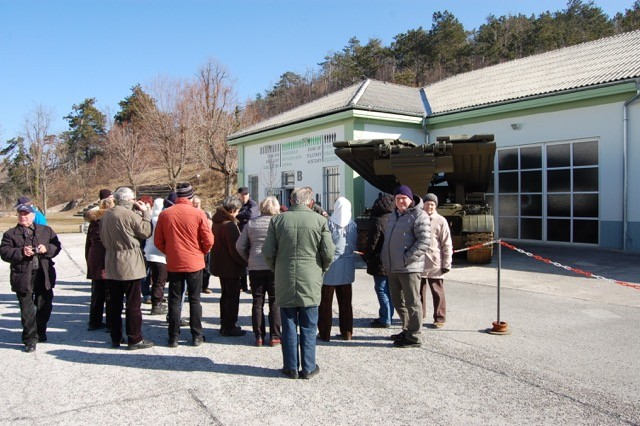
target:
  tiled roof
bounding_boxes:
[229,79,424,139]
[422,30,640,115]
[231,31,640,140]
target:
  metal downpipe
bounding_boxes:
[623,80,640,251]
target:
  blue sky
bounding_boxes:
[0,0,635,139]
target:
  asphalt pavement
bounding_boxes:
[0,233,639,425]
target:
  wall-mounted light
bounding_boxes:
[510,123,522,130]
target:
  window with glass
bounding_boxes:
[546,141,598,243]
[491,140,598,244]
[323,166,340,214]
[281,171,295,187]
[248,175,259,202]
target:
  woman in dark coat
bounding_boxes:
[362,193,395,328]
[84,198,114,331]
[210,196,247,337]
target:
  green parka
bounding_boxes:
[262,204,335,308]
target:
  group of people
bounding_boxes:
[0,182,452,381]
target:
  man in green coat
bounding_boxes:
[263,187,335,379]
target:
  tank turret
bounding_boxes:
[334,134,496,263]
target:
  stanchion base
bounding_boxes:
[486,329,511,335]
[486,321,511,335]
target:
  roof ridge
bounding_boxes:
[349,79,371,106]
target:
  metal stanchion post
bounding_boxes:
[488,239,510,335]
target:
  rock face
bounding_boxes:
[62,199,79,212]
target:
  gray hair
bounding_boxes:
[222,196,242,213]
[113,187,135,202]
[290,187,313,206]
[260,196,280,215]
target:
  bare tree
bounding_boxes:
[189,60,242,196]
[140,77,195,189]
[260,154,279,197]
[23,105,58,213]
[104,121,151,193]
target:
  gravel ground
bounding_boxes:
[0,233,638,425]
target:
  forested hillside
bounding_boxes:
[246,0,640,119]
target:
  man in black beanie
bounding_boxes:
[99,189,113,201]
[380,185,430,348]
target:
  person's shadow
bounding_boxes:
[47,349,277,377]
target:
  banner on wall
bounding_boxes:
[257,132,340,169]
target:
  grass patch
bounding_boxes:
[0,212,85,234]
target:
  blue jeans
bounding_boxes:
[374,275,393,325]
[280,306,318,373]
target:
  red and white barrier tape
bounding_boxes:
[453,239,499,254]
[500,241,640,291]
[453,239,640,291]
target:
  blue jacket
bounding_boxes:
[323,220,357,286]
[33,209,47,225]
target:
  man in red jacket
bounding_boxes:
[154,183,214,347]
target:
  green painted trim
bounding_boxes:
[351,176,365,217]
[229,109,422,145]
[352,120,364,133]
[232,121,346,148]
[427,83,637,128]
[344,117,356,140]
[237,145,245,187]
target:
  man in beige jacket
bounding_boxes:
[420,193,453,329]
[100,187,154,350]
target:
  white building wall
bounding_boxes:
[357,124,427,209]
[428,100,640,249]
[242,125,345,207]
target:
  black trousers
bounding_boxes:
[16,270,53,345]
[202,253,211,291]
[148,261,167,305]
[107,279,144,345]
[89,278,111,328]
[318,284,353,341]
[249,270,281,340]
[219,276,241,332]
[167,270,203,340]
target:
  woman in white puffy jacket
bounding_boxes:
[318,197,358,341]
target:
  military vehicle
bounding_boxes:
[333,134,496,263]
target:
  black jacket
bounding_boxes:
[236,199,259,232]
[0,224,61,293]
[363,194,394,276]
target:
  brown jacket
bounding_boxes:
[210,207,247,278]
[84,208,108,280]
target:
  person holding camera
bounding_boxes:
[0,202,61,353]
